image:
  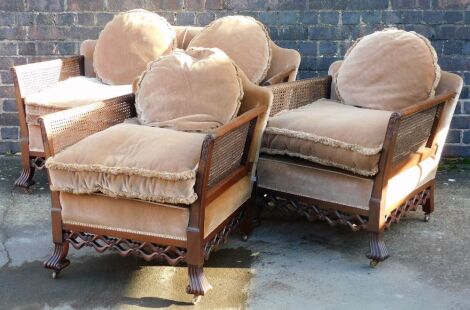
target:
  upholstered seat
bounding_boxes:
[24,76,131,152]
[46,123,206,205]
[261,99,393,176]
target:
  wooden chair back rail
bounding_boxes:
[267,76,331,116]
[39,94,136,157]
[11,56,84,99]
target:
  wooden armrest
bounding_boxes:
[196,105,267,205]
[39,94,136,157]
[266,76,331,117]
[11,56,84,98]
[376,91,456,181]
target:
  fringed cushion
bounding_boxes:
[93,9,176,85]
[188,15,271,84]
[261,99,393,176]
[46,123,206,205]
[135,48,243,132]
[24,76,132,125]
[335,29,440,111]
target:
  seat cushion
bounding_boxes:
[188,15,271,84]
[261,99,393,176]
[24,76,132,125]
[46,123,206,205]
[336,29,440,111]
[93,9,176,85]
[135,48,243,132]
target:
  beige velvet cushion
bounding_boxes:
[188,15,271,84]
[46,123,206,205]
[336,29,440,111]
[93,9,176,85]
[24,76,132,125]
[261,99,393,176]
[135,48,243,132]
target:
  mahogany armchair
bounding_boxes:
[257,68,463,267]
[39,70,272,303]
[11,25,299,190]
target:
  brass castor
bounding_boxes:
[192,296,202,305]
[52,271,60,279]
[241,234,249,242]
[369,259,379,268]
[424,214,431,222]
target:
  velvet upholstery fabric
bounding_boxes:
[261,99,393,176]
[28,124,44,152]
[24,76,132,125]
[328,60,342,101]
[174,26,202,50]
[264,41,300,84]
[93,9,176,85]
[336,29,440,111]
[257,155,374,210]
[46,123,206,205]
[135,48,243,132]
[188,16,271,84]
[80,39,96,78]
[59,176,252,240]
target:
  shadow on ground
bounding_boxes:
[0,155,469,309]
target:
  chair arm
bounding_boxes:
[266,76,331,117]
[39,94,136,157]
[377,92,456,180]
[10,56,84,99]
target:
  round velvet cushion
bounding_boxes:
[93,10,176,85]
[188,15,271,85]
[336,29,440,111]
[135,48,243,132]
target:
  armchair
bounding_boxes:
[39,70,272,302]
[257,70,462,266]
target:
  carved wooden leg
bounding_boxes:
[239,195,257,241]
[422,185,435,222]
[15,157,35,189]
[366,232,390,268]
[186,265,212,304]
[44,242,70,278]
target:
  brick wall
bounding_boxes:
[0,0,469,156]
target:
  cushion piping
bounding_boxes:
[62,221,187,241]
[188,15,272,84]
[335,28,441,105]
[264,127,383,155]
[260,147,378,177]
[45,159,197,181]
[51,184,198,205]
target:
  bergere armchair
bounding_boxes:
[11,16,300,190]
[39,60,272,302]
[256,29,463,267]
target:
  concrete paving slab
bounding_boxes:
[0,155,469,309]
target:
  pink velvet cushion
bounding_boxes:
[135,47,243,132]
[93,9,176,85]
[188,15,271,84]
[336,29,440,111]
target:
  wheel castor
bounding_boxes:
[424,214,431,222]
[52,271,60,279]
[192,296,202,305]
[369,259,379,268]
[241,234,249,242]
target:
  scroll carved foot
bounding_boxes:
[366,232,390,267]
[14,167,35,189]
[186,265,212,299]
[44,243,70,275]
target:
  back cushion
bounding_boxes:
[188,15,271,85]
[336,29,440,111]
[135,48,243,132]
[93,10,176,85]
